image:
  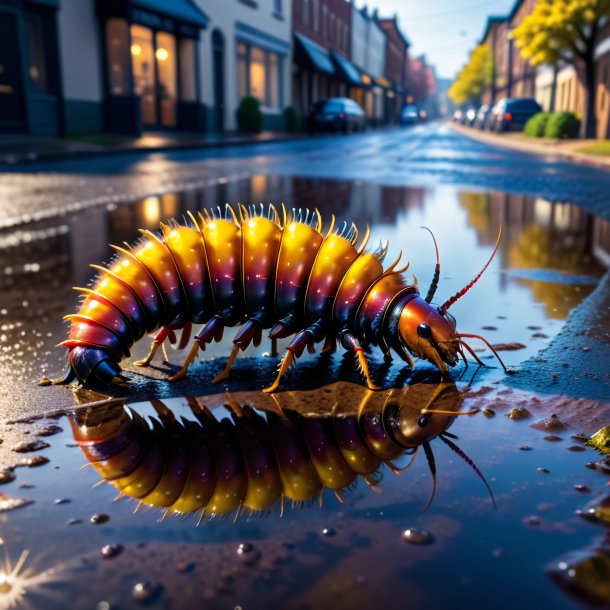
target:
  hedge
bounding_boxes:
[544,111,581,139]
[236,96,263,133]
[524,112,551,138]
[283,106,301,132]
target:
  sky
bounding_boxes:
[369,0,516,79]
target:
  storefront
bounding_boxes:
[0,0,61,135]
[97,0,208,134]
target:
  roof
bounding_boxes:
[377,15,411,48]
[479,15,507,44]
[294,33,335,75]
[133,0,209,27]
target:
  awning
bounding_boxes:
[132,0,209,28]
[294,33,335,75]
[329,51,360,86]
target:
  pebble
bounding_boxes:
[54,498,71,505]
[90,513,110,524]
[520,445,533,451]
[506,407,531,420]
[132,581,160,603]
[101,544,124,559]
[12,439,50,453]
[523,515,541,527]
[567,446,586,452]
[402,527,434,545]
[22,456,49,467]
[482,408,495,418]
[236,542,260,565]
[574,484,591,493]
[0,493,34,512]
[0,469,15,485]
[35,424,63,437]
[321,527,336,537]
[537,467,550,474]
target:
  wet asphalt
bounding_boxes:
[0,121,609,420]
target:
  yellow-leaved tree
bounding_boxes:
[512,0,610,138]
[449,44,493,107]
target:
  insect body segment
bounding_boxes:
[52,205,506,390]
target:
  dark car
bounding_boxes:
[306,98,365,134]
[460,106,477,126]
[493,97,542,132]
[399,104,419,126]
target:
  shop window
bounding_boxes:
[130,24,156,124]
[156,31,177,127]
[179,38,197,102]
[25,13,48,93]
[236,43,282,111]
[106,19,131,96]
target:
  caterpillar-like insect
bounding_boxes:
[68,383,494,519]
[47,204,507,391]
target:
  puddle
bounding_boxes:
[0,382,609,609]
[0,177,608,419]
[0,176,609,607]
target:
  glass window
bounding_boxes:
[179,38,197,102]
[236,43,282,111]
[322,6,328,38]
[25,13,48,93]
[156,31,177,127]
[329,14,335,42]
[312,0,319,31]
[130,24,156,124]
[274,0,283,15]
[106,19,131,96]
[250,47,266,101]
[302,0,309,26]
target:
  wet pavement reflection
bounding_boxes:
[0,175,608,418]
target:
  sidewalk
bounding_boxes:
[450,122,610,170]
[0,131,308,165]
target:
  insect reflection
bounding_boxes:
[68,382,494,522]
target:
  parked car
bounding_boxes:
[474,104,492,129]
[306,98,366,134]
[399,104,419,126]
[453,109,463,122]
[493,97,542,132]
[459,106,477,126]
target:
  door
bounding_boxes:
[130,24,156,126]
[212,29,225,132]
[155,31,176,128]
[0,12,26,132]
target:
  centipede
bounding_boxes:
[45,204,508,391]
[68,382,494,519]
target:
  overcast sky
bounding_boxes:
[368,0,516,79]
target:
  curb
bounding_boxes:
[449,122,610,172]
[0,133,312,167]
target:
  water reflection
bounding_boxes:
[68,382,488,519]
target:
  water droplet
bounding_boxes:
[131,581,161,603]
[91,513,110,525]
[321,527,336,537]
[402,528,434,545]
[537,467,550,474]
[236,542,260,565]
[101,544,123,559]
[544,435,563,442]
[54,498,71,505]
[523,515,541,526]
[67,518,82,526]
[520,445,533,451]
[574,484,591,493]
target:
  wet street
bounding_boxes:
[1,122,610,610]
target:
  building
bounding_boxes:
[198,0,292,132]
[377,13,410,124]
[479,16,507,106]
[351,5,387,125]
[0,0,292,136]
[292,0,359,117]
[508,0,536,98]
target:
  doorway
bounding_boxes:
[212,29,225,132]
[0,12,25,132]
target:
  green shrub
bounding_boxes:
[524,112,551,138]
[283,106,301,132]
[544,111,581,139]
[237,96,263,133]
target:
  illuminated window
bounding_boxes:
[179,38,197,102]
[25,14,48,93]
[236,43,282,110]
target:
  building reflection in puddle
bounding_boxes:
[68,381,491,521]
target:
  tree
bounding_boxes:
[512,0,610,138]
[448,45,493,106]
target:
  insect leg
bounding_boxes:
[167,315,224,382]
[212,319,262,384]
[341,332,381,391]
[134,327,174,367]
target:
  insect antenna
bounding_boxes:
[439,227,502,314]
[421,441,437,511]
[458,333,508,373]
[421,226,440,303]
[439,434,496,509]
